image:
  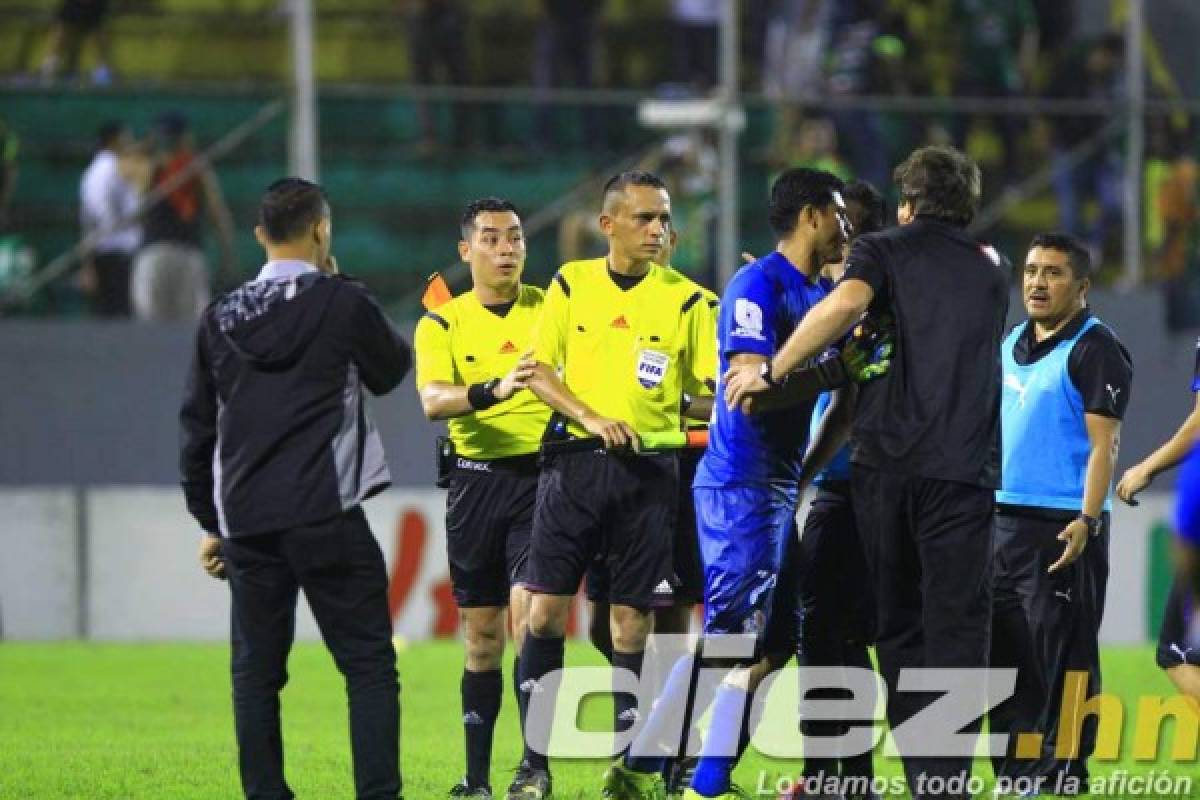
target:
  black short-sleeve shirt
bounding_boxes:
[841,216,1011,488]
[1010,308,1133,419]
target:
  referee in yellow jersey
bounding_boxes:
[586,229,718,657]
[509,172,718,799]
[413,198,550,799]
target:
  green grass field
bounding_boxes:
[0,642,1196,799]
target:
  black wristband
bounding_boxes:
[467,379,502,411]
[1078,513,1102,537]
[813,353,848,390]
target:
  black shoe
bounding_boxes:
[449,778,494,798]
[505,764,552,799]
[665,755,698,796]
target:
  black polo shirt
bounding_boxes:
[842,216,1011,488]
[1010,308,1133,419]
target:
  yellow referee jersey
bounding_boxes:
[533,258,719,438]
[414,284,551,459]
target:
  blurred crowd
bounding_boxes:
[5,0,1200,316]
[74,113,235,320]
[400,0,1196,282]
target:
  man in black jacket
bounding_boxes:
[180,177,411,800]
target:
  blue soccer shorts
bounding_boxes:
[694,484,797,645]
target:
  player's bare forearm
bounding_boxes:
[421,355,535,420]
[528,362,598,426]
[418,382,474,420]
[1083,413,1121,518]
[1139,396,1200,478]
[799,385,855,487]
[529,362,636,448]
[771,279,873,378]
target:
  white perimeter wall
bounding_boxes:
[0,487,1176,643]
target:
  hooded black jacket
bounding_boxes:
[180,263,411,537]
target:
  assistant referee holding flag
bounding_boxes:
[510,171,717,800]
[181,178,411,800]
[413,198,548,799]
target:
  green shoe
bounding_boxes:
[602,761,667,800]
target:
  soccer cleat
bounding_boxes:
[505,764,552,800]
[449,778,493,798]
[681,785,751,800]
[601,761,667,799]
[665,756,698,797]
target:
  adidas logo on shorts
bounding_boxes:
[519,679,544,695]
[653,580,674,596]
[463,711,484,725]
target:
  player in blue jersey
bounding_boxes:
[789,180,887,800]
[600,167,854,800]
[1120,335,1200,700]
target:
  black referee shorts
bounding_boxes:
[585,446,703,606]
[1157,577,1200,669]
[526,449,678,610]
[445,454,538,608]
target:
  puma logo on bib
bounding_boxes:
[636,349,670,389]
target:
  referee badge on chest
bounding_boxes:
[636,349,670,389]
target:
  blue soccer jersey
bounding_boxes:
[695,251,831,489]
[1178,337,1200,547]
[1176,444,1200,548]
[1192,335,1200,392]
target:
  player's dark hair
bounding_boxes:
[460,197,520,240]
[893,145,981,227]
[602,171,667,208]
[767,167,845,238]
[258,177,329,243]
[842,179,886,236]
[1029,231,1092,280]
[96,121,127,150]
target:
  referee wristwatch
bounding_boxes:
[1078,513,1102,537]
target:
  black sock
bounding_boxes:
[512,656,526,739]
[612,650,645,748]
[461,668,502,789]
[518,633,565,772]
[801,685,844,782]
